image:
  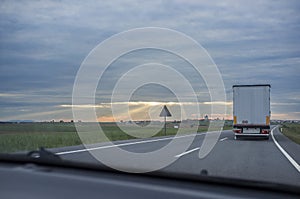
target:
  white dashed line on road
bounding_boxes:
[174,147,200,158]
[219,137,228,142]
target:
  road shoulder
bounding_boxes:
[272,126,300,166]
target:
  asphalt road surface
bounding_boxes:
[52,126,300,186]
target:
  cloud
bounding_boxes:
[0,0,299,120]
[0,93,24,97]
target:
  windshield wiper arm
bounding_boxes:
[27,147,61,161]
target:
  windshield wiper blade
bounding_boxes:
[0,147,62,164]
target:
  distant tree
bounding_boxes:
[59,120,64,123]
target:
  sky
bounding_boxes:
[0,0,299,122]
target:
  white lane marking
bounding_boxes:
[175,147,200,158]
[56,132,209,155]
[219,137,228,142]
[271,126,300,173]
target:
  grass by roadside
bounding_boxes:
[0,122,232,153]
[280,123,300,145]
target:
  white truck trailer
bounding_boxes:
[232,84,271,140]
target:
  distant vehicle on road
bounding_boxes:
[232,84,271,140]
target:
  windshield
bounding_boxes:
[0,0,299,187]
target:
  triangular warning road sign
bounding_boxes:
[159,105,172,117]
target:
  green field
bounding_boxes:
[281,123,300,145]
[0,122,232,153]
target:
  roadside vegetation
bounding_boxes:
[0,121,232,153]
[280,123,300,145]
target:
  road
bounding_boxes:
[52,126,300,186]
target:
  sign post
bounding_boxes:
[159,105,172,136]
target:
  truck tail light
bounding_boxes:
[261,129,270,134]
[233,129,241,133]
